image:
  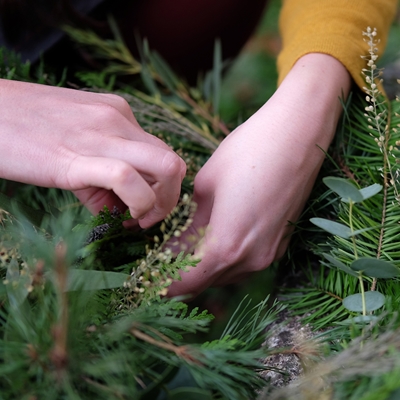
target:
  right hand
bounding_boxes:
[0,79,186,228]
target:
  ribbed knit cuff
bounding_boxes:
[277,0,398,89]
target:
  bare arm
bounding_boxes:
[168,53,351,297]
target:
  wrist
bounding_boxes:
[267,53,351,149]
[276,53,351,125]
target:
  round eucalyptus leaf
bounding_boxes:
[359,183,383,200]
[310,218,352,238]
[322,253,359,277]
[352,315,380,324]
[335,315,379,325]
[350,258,400,278]
[342,291,385,312]
[323,177,363,203]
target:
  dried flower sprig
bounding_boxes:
[122,194,200,307]
[361,27,400,202]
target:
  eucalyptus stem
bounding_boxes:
[358,272,367,316]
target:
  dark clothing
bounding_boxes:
[0,0,104,63]
[0,0,268,80]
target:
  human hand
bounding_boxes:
[168,54,351,297]
[0,79,186,228]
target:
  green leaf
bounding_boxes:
[359,183,382,200]
[168,387,213,400]
[350,258,400,278]
[342,291,385,312]
[322,253,359,277]
[310,218,352,238]
[140,62,159,96]
[150,51,179,92]
[323,177,364,202]
[66,269,130,291]
[335,315,379,325]
[351,315,380,323]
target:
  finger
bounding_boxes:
[84,139,186,226]
[65,155,156,219]
[167,187,253,298]
[73,186,128,215]
[133,149,186,228]
[104,139,186,228]
[166,177,215,256]
[73,185,142,230]
[167,214,225,298]
[167,245,226,299]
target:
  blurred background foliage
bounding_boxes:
[219,0,280,123]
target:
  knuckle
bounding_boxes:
[108,163,155,217]
[253,253,275,271]
[89,102,123,124]
[212,243,275,273]
[53,151,79,189]
[245,246,276,272]
[161,151,186,178]
[110,162,134,185]
[103,93,130,109]
[207,241,243,268]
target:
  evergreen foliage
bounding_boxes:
[1,20,400,399]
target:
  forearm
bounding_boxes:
[250,53,351,160]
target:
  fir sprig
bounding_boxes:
[283,28,400,331]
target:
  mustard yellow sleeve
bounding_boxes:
[277,0,398,89]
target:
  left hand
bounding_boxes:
[168,53,351,298]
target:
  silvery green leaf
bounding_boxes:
[350,258,400,278]
[310,218,352,238]
[343,291,385,312]
[322,253,358,277]
[323,177,363,203]
[359,183,382,200]
[335,315,379,325]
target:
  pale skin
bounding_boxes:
[0,53,350,297]
[0,79,186,229]
[168,53,351,297]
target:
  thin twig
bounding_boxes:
[50,242,69,382]
[130,326,203,365]
[322,290,343,302]
[177,89,231,136]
